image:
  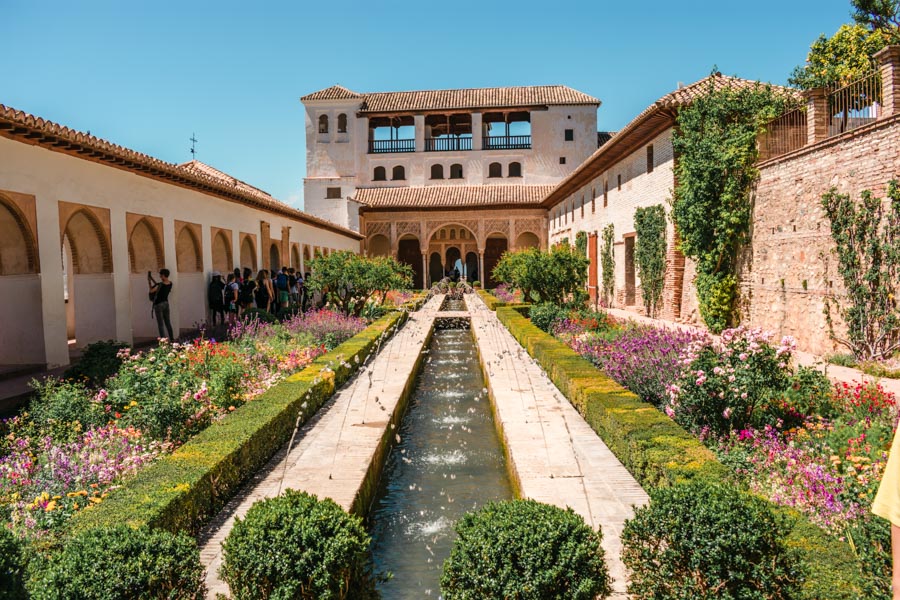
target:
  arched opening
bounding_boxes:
[465,252,479,283]
[212,230,232,273]
[269,243,281,272]
[337,113,348,133]
[484,233,508,289]
[129,219,163,274]
[515,231,540,250]
[64,210,111,275]
[129,218,166,342]
[392,165,406,181]
[508,162,522,178]
[176,226,201,273]
[373,166,387,181]
[488,162,502,178]
[240,236,257,271]
[397,235,422,289]
[445,246,462,280]
[368,234,390,257]
[0,196,36,275]
[62,209,115,349]
[449,163,463,179]
[303,245,311,265]
[318,114,329,134]
[430,164,444,180]
[175,224,204,337]
[0,196,43,366]
[291,244,301,270]
[429,252,442,285]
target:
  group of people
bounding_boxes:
[207,266,310,325]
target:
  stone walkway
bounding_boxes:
[197,295,443,598]
[467,295,649,599]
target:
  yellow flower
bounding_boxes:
[52,495,61,500]
[45,501,57,512]
[89,497,102,505]
[73,502,79,510]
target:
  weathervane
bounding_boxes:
[189,133,198,160]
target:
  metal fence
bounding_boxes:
[759,106,808,161]
[827,70,882,137]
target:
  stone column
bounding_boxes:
[804,88,829,145]
[109,205,133,346]
[471,112,483,151]
[414,114,425,152]
[478,251,485,287]
[35,194,69,367]
[421,253,428,290]
[161,215,180,336]
[875,45,900,117]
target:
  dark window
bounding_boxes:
[617,174,622,191]
[450,163,463,179]
[337,113,348,133]
[392,165,405,180]
[591,188,596,213]
[326,187,341,199]
[488,162,502,178]
[646,144,654,173]
[564,129,574,141]
[430,164,444,179]
[604,180,609,207]
[581,195,585,217]
[508,162,522,177]
[559,157,566,165]
[373,166,386,181]
[318,114,329,134]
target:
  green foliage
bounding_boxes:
[529,302,570,332]
[672,75,789,332]
[633,205,667,317]
[220,490,378,600]
[600,224,615,306]
[790,24,892,89]
[853,0,900,35]
[307,251,413,316]
[29,525,205,599]
[440,499,610,600]
[6,379,107,449]
[63,340,128,388]
[575,230,588,256]
[622,481,805,600]
[846,515,892,600]
[821,182,900,361]
[0,527,25,599]
[241,308,278,324]
[492,245,588,305]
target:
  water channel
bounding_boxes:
[368,310,512,598]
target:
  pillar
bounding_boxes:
[804,87,829,144]
[471,112,483,150]
[478,251,485,287]
[414,114,425,152]
[109,206,134,346]
[161,215,180,336]
[875,45,900,117]
[35,194,69,367]
[421,253,428,290]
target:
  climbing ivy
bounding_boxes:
[575,230,588,257]
[821,181,900,361]
[672,73,790,332]
[634,205,667,317]
[601,224,615,307]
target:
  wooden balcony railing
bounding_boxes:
[368,139,416,154]
[482,135,531,150]
[424,137,473,152]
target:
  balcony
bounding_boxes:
[483,135,531,150]
[424,137,473,152]
[368,139,415,154]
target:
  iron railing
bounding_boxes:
[483,135,531,150]
[425,137,473,152]
[828,70,882,137]
[759,106,808,161]
[368,139,416,154]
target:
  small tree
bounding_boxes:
[601,224,615,306]
[492,245,588,305]
[821,182,900,361]
[852,0,900,39]
[790,24,892,89]
[634,205,667,317]
[306,251,413,316]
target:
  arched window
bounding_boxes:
[318,114,329,134]
[430,164,444,180]
[392,165,406,181]
[488,162,502,178]
[508,162,522,177]
[450,164,463,179]
[373,166,386,181]
[337,113,347,133]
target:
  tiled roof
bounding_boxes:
[302,85,599,113]
[0,103,363,239]
[543,74,801,207]
[355,185,555,209]
[300,85,363,101]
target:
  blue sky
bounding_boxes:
[5,0,852,209]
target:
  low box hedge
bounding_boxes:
[475,289,529,312]
[67,310,410,537]
[494,306,865,600]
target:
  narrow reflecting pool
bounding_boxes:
[368,324,512,598]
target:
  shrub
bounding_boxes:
[622,481,805,600]
[529,302,569,332]
[241,308,278,324]
[15,378,107,445]
[29,525,205,599]
[63,340,128,387]
[220,490,377,600]
[471,280,481,287]
[0,526,25,599]
[440,499,610,600]
[306,250,413,316]
[492,245,588,305]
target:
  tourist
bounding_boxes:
[238,272,256,314]
[288,268,300,308]
[873,431,900,599]
[233,267,242,284]
[225,273,240,322]
[148,268,174,341]
[208,271,226,326]
[275,266,290,313]
[255,269,273,313]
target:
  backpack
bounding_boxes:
[239,281,256,304]
[275,272,288,291]
[208,279,225,307]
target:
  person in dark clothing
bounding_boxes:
[208,272,226,326]
[149,268,174,341]
[233,267,242,284]
[254,269,272,313]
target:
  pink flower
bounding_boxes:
[723,407,733,419]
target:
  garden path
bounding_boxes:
[467,295,649,599]
[606,308,900,398]
[197,295,443,598]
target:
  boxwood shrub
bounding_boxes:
[476,289,529,312]
[28,525,204,599]
[220,490,377,600]
[440,499,611,600]
[493,306,865,600]
[622,481,804,600]
[0,526,25,599]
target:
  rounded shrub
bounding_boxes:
[63,339,128,387]
[241,308,278,324]
[0,526,26,599]
[220,490,377,600]
[621,481,804,600]
[440,499,611,600]
[529,302,569,332]
[29,525,205,599]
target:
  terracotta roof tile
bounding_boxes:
[300,85,363,101]
[355,185,554,209]
[179,160,273,198]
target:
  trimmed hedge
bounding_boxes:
[494,306,865,600]
[68,310,410,536]
[476,289,529,312]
